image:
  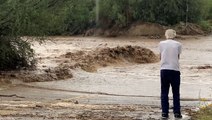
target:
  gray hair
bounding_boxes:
[165,29,176,39]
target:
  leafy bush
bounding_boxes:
[198,21,212,32]
[0,0,72,70]
[133,0,204,25]
[0,37,35,70]
[63,0,95,35]
[202,0,212,20]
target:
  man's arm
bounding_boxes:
[178,43,182,59]
[159,42,162,60]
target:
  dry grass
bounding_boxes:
[191,104,212,120]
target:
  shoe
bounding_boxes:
[161,113,168,119]
[174,113,182,118]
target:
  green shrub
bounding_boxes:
[198,21,212,33]
[63,0,95,35]
[0,37,35,70]
[202,0,212,20]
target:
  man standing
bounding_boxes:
[159,29,182,119]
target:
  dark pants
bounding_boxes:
[160,70,181,114]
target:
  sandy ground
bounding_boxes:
[0,35,212,120]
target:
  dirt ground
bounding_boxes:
[0,35,212,120]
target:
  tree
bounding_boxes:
[202,0,212,20]
[0,0,67,70]
[63,0,95,35]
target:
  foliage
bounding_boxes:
[0,0,210,35]
[96,0,207,26]
[132,0,204,25]
[63,0,95,35]
[98,0,134,28]
[202,0,212,20]
[0,37,35,70]
[198,21,212,32]
[0,0,67,36]
[0,0,46,70]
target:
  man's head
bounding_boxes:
[165,29,176,39]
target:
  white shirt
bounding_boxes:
[159,39,182,71]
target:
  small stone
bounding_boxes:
[74,100,79,104]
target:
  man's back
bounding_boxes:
[159,40,182,71]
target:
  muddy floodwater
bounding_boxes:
[0,35,212,120]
